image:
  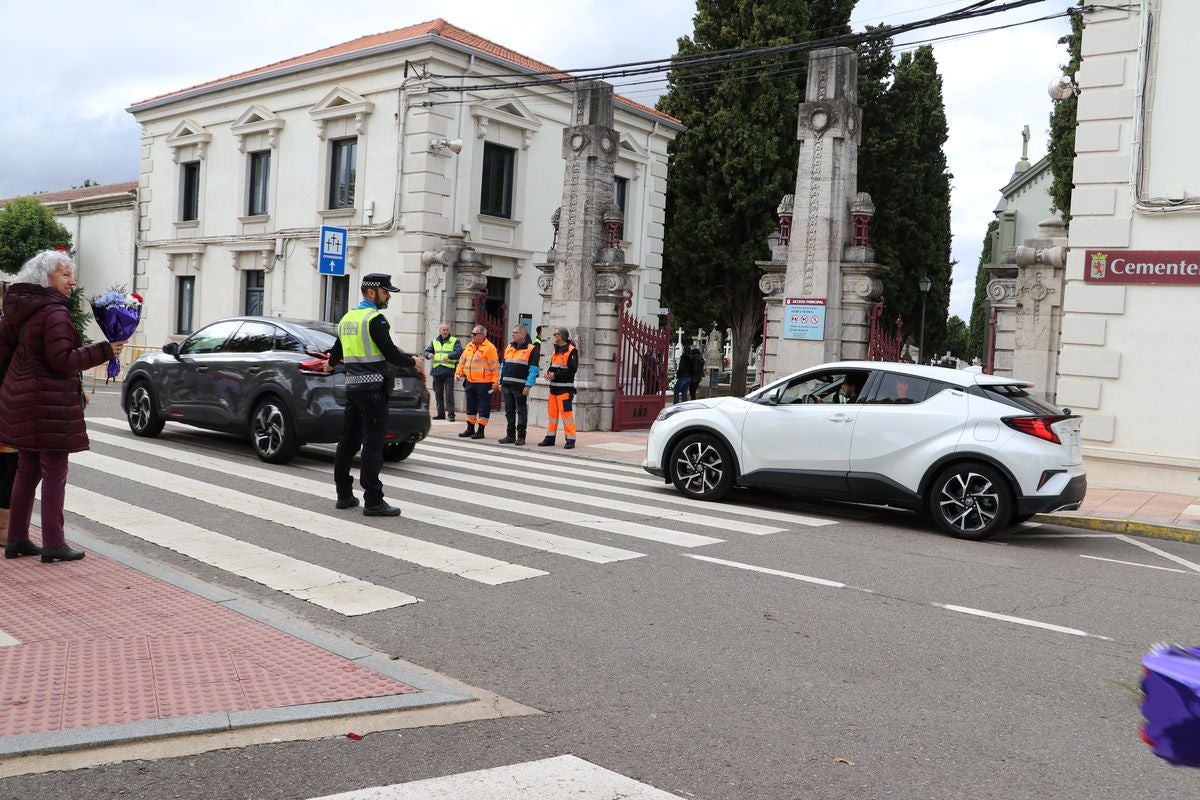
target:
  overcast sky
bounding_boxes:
[0,0,1072,320]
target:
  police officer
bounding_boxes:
[497,324,540,446]
[325,273,415,516]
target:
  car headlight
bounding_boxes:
[657,402,702,422]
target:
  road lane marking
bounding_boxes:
[308,754,685,799]
[685,554,848,588]
[426,435,648,472]
[932,603,1112,640]
[1115,534,1200,574]
[87,428,641,564]
[1079,555,1194,574]
[62,486,419,614]
[72,449,546,585]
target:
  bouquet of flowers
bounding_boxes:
[1140,643,1200,768]
[90,287,143,379]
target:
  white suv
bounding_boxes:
[643,361,1086,540]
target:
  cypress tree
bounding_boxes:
[966,219,998,361]
[1048,2,1083,222]
[658,0,855,392]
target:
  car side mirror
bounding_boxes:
[765,388,780,406]
[163,341,180,358]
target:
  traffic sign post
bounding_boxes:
[318,225,348,276]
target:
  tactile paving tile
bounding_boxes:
[60,657,159,730]
[0,640,69,736]
[155,679,249,718]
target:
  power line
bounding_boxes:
[425,0,1052,95]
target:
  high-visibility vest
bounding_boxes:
[456,338,500,384]
[549,342,577,394]
[337,305,386,389]
[500,341,537,387]
[430,336,459,371]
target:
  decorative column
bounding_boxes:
[775,47,863,377]
[541,80,624,431]
[755,195,791,384]
[985,259,1019,377]
[839,192,887,360]
[592,203,635,429]
[453,246,488,335]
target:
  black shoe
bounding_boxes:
[536,437,555,447]
[564,440,576,450]
[336,497,360,510]
[515,436,526,446]
[448,415,456,422]
[4,540,41,559]
[363,504,402,517]
[498,435,516,444]
[41,545,85,563]
[432,414,446,421]
[471,428,486,440]
[457,424,476,438]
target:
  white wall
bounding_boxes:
[1060,0,1200,492]
[54,203,137,344]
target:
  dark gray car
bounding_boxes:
[121,316,429,464]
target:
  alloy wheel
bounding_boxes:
[253,403,286,457]
[937,471,1001,534]
[129,386,152,431]
[674,439,726,497]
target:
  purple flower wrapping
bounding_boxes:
[1141,645,1200,768]
[90,303,141,379]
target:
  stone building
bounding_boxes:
[126,18,680,379]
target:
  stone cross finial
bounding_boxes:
[1021,124,1031,160]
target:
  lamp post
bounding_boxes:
[918,276,932,365]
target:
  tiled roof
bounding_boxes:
[1,180,138,207]
[132,18,681,127]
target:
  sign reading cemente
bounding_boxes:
[1085,250,1200,285]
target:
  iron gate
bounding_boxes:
[866,298,904,363]
[613,293,670,431]
[474,289,507,410]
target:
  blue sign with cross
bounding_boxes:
[318,225,347,276]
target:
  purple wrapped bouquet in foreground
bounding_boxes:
[1141,643,1200,768]
[90,289,142,379]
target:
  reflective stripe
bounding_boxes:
[338,307,385,364]
[500,342,537,386]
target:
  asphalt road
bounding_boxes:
[4,390,1198,799]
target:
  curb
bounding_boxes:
[1033,513,1200,545]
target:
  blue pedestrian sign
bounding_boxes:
[318,225,347,276]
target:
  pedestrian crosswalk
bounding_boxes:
[60,419,842,617]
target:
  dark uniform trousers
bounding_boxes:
[334,388,388,507]
[501,386,529,437]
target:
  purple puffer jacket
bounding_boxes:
[0,283,113,452]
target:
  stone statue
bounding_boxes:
[705,326,722,372]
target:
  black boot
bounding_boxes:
[536,436,555,447]
[564,440,576,450]
[498,430,516,444]
[41,545,85,563]
[458,423,476,438]
[4,540,41,559]
[515,432,526,446]
[471,426,486,440]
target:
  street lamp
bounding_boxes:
[918,275,932,365]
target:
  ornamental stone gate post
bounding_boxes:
[532,80,632,431]
[988,215,1067,400]
[758,48,884,383]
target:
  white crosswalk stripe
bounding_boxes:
[85,429,638,566]
[73,448,547,585]
[62,486,420,614]
[309,754,684,799]
[404,448,826,530]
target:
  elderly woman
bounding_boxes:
[0,250,125,562]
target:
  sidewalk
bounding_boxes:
[424,419,1200,543]
[0,526,494,767]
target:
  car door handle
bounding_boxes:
[194,366,208,373]
[827,413,852,423]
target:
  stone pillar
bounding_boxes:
[756,196,791,384]
[542,80,624,431]
[774,47,863,376]
[985,260,1018,377]
[839,192,886,360]
[1010,216,1067,400]
[421,234,471,347]
[452,246,488,336]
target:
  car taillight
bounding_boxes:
[299,356,329,375]
[1003,415,1070,444]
